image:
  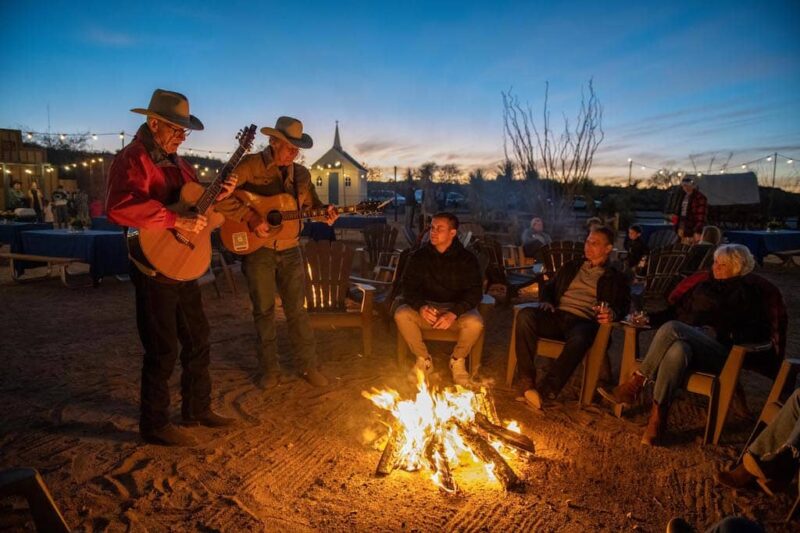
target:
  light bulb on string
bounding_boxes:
[788,160,794,164]
[767,156,772,162]
[59,134,65,141]
[92,134,98,140]
[26,132,33,140]
[741,164,747,169]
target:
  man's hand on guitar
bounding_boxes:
[215,173,238,201]
[324,204,339,226]
[246,210,271,238]
[175,214,208,234]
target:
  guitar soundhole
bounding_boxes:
[266,210,283,227]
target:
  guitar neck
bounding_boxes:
[195,124,256,214]
[282,204,364,221]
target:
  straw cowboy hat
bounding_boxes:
[130,89,204,130]
[260,116,313,149]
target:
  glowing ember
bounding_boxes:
[363,371,533,493]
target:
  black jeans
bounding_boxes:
[515,307,599,398]
[130,264,211,432]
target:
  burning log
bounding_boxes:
[456,422,525,492]
[474,413,536,455]
[376,421,405,476]
[424,433,458,493]
[475,390,501,426]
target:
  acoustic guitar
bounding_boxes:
[219,192,386,254]
[129,124,257,281]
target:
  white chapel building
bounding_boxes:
[309,122,368,206]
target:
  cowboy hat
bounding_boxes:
[260,116,313,149]
[131,89,204,130]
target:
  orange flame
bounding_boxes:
[363,371,522,491]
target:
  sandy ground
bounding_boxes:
[1,255,799,532]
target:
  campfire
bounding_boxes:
[363,372,534,493]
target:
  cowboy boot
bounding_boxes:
[715,463,755,490]
[598,372,645,406]
[641,401,669,446]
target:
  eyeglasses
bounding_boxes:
[163,122,190,138]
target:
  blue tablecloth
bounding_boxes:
[0,222,52,247]
[12,229,129,280]
[91,216,123,232]
[724,230,800,265]
[301,222,336,241]
[332,215,387,230]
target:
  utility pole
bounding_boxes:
[768,151,778,218]
[627,158,633,186]
[393,165,398,222]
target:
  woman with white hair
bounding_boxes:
[599,244,770,446]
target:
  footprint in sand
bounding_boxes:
[94,452,153,500]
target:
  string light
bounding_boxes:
[92,134,98,140]
[26,132,33,140]
[59,134,65,141]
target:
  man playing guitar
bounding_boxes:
[216,116,338,389]
[106,89,238,446]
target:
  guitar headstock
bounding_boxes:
[235,124,257,151]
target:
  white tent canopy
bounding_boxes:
[690,172,760,206]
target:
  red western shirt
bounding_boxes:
[105,125,196,229]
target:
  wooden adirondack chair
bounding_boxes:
[303,240,375,356]
[473,237,539,300]
[359,223,399,276]
[615,271,788,445]
[349,248,413,324]
[632,247,688,313]
[738,358,800,523]
[505,302,613,406]
[648,229,679,250]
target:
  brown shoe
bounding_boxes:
[182,409,236,428]
[715,463,755,490]
[303,367,329,387]
[598,373,645,406]
[641,401,669,446]
[256,371,280,390]
[141,423,198,447]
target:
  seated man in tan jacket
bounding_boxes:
[216,116,337,389]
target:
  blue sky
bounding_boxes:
[1,0,799,185]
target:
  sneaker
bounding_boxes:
[182,409,236,428]
[141,423,198,447]
[303,367,329,387]
[449,357,470,387]
[524,388,543,410]
[414,356,433,375]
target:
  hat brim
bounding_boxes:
[260,127,313,149]
[131,108,204,131]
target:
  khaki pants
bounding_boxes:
[394,304,483,361]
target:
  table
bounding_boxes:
[724,230,800,265]
[636,222,674,246]
[0,222,52,247]
[332,215,387,230]
[91,216,123,232]
[12,229,129,281]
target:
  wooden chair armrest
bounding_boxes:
[351,282,376,292]
[349,276,387,288]
[734,342,773,353]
